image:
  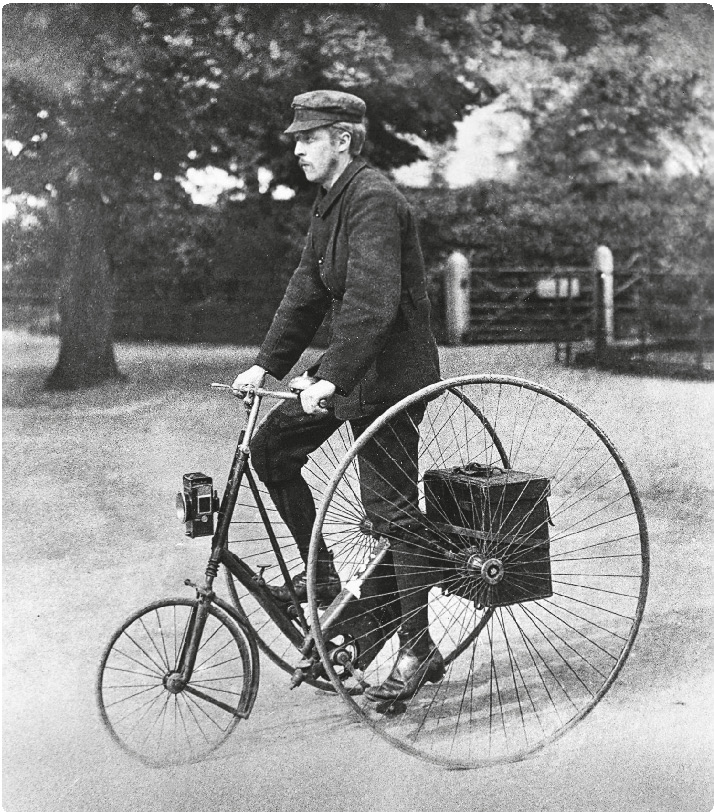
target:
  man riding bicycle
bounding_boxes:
[232,90,442,702]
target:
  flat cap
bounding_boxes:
[284,90,366,134]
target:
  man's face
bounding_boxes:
[294,127,341,187]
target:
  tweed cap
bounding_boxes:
[284,90,366,134]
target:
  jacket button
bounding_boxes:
[314,211,320,217]
[318,256,324,265]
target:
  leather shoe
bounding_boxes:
[267,568,341,605]
[364,644,445,702]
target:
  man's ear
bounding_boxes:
[337,130,352,153]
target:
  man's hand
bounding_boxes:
[231,365,267,397]
[300,378,336,415]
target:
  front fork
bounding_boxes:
[169,590,249,719]
[174,593,211,684]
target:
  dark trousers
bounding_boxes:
[250,398,423,537]
[251,399,434,649]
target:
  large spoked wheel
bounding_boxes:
[224,406,354,688]
[97,598,259,766]
[308,375,649,768]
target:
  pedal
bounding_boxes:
[290,654,325,689]
[290,667,307,690]
[254,563,272,586]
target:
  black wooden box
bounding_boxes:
[423,463,553,607]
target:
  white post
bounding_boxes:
[444,251,471,345]
[595,245,615,346]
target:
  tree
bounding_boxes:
[3,6,205,387]
[3,3,669,388]
[4,4,494,388]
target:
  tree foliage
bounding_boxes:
[523,63,707,181]
[4,4,494,197]
[5,2,699,385]
[4,3,668,200]
[485,3,664,54]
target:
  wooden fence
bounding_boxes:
[4,249,712,377]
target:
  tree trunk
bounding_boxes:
[45,186,122,390]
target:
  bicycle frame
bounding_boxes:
[175,383,395,689]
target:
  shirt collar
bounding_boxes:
[315,156,367,217]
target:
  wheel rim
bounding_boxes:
[97,598,256,766]
[308,376,649,768]
[225,408,354,689]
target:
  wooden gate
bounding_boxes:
[465,266,593,343]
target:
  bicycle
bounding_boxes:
[97,375,649,769]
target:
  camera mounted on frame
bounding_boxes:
[175,472,219,538]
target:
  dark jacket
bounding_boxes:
[255,156,440,420]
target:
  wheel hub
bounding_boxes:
[358,516,374,536]
[163,671,186,694]
[328,636,360,676]
[481,557,505,585]
[464,549,504,585]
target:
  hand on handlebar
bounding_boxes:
[299,378,336,415]
[231,365,266,397]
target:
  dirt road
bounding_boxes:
[3,333,713,811]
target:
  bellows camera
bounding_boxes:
[176,472,218,538]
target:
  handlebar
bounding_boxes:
[211,383,298,401]
[211,382,332,411]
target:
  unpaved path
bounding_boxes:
[3,333,713,812]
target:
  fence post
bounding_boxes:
[696,271,705,376]
[593,245,614,362]
[444,251,471,345]
[566,274,574,365]
[554,269,563,362]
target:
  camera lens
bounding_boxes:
[175,492,189,523]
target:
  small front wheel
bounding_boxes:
[97,598,259,766]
